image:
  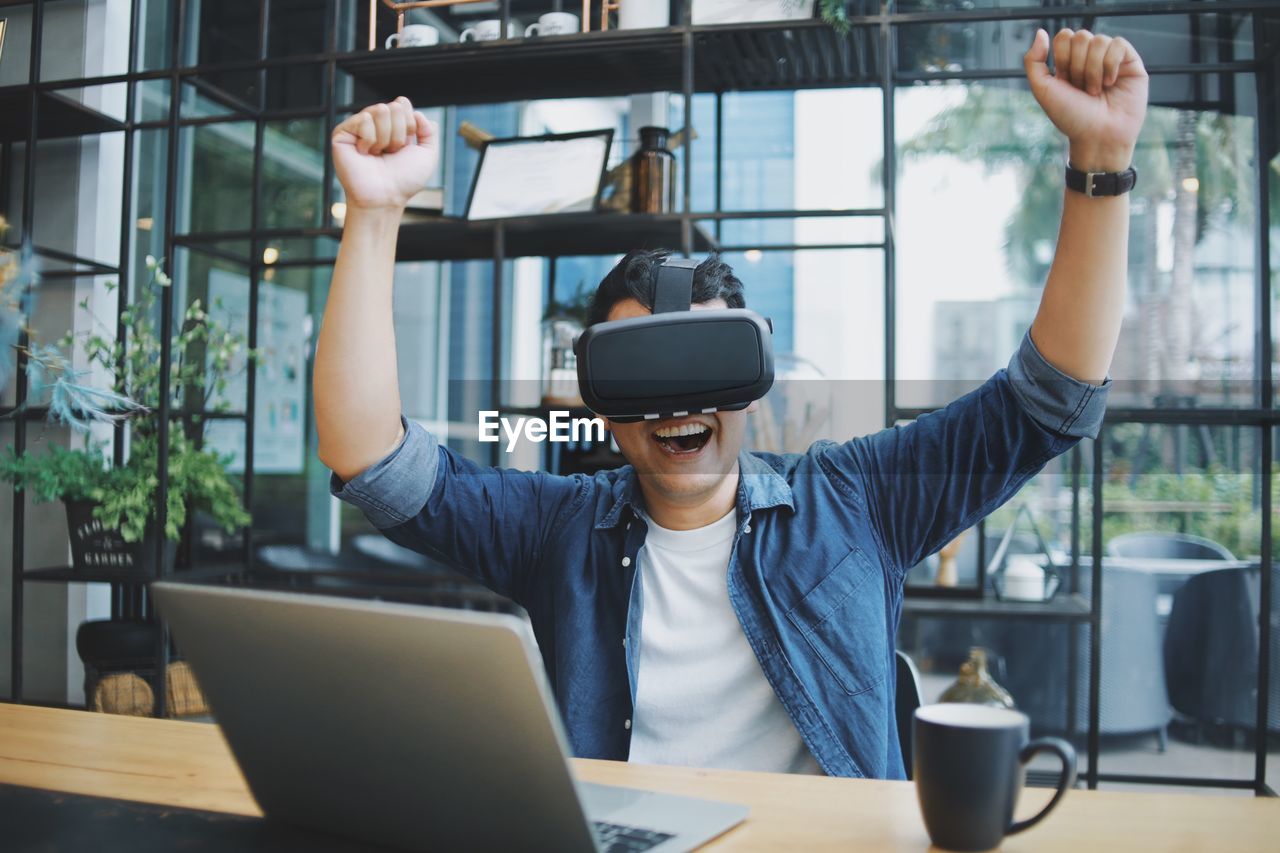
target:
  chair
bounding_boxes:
[1107,532,1235,561]
[895,649,924,779]
[1083,567,1172,747]
[1164,566,1280,734]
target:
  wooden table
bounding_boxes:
[2,703,1278,851]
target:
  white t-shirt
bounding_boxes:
[627,509,824,775]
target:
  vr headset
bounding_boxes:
[574,257,774,423]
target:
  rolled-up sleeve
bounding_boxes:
[1006,330,1111,439]
[329,416,439,529]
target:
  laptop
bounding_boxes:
[151,583,748,852]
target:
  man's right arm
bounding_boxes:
[315,98,438,482]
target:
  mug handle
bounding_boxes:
[1007,737,1077,836]
[460,28,476,42]
[385,32,400,49]
[524,23,541,37]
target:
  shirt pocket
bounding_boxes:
[785,546,887,697]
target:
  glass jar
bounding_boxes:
[631,126,676,214]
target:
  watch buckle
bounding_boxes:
[1085,172,1101,198]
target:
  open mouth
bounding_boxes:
[652,421,713,456]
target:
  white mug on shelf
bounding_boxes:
[385,24,440,49]
[460,19,521,42]
[619,0,669,30]
[525,12,580,37]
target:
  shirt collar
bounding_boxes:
[596,451,795,530]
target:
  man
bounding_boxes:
[315,28,1148,779]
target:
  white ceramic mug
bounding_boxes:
[385,24,440,48]
[460,19,521,42]
[619,0,669,30]
[525,12,580,37]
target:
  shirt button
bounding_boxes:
[743,524,752,534]
[624,719,632,730]
[621,556,632,567]
[622,637,628,647]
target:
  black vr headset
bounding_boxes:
[574,257,775,423]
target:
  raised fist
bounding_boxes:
[332,97,440,212]
[1024,28,1149,173]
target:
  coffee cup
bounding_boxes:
[385,24,440,49]
[460,19,521,42]
[525,12,580,37]
[914,704,1076,852]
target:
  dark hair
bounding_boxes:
[586,250,745,327]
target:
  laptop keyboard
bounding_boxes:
[591,820,675,852]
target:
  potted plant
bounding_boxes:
[0,253,252,574]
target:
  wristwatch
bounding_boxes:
[1065,163,1138,198]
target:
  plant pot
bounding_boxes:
[64,499,176,576]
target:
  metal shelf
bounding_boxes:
[176,214,716,263]
[22,564,244,585]
[400,213,717,260]
[337,22,879,108]
[902,593,1093,622]
[23,567,151,585]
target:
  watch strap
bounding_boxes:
[1065,164,1137,197]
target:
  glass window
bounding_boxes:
[895,75,1257,410]
[0,5,33,87]
[40,0,131,81]
[176,121,254,235]
[897,14,1253,78]
[267,0,330,58]
[187,1,258,68]
[31,131,125,268]
[134,0,172,71]
[895,81,1049,409]
[134,78,170,123]
[262,118,326,230]
[1097,423,1262,782]
[266,63,326,112]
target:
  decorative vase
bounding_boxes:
[938,647,1016,709]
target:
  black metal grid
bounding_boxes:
[0,0,1273,796]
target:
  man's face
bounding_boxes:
[601,297,754,506]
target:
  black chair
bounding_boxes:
[895,649,924,779]
[1107,532,1235,561]
[1164,566,1280,734]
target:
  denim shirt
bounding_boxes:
[331,331,1109,779]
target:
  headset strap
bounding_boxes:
[652,257,698,314]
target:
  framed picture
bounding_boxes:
[464,129,613,221]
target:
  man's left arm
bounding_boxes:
[817,29,1148,573]
[1025,27,1148,384]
